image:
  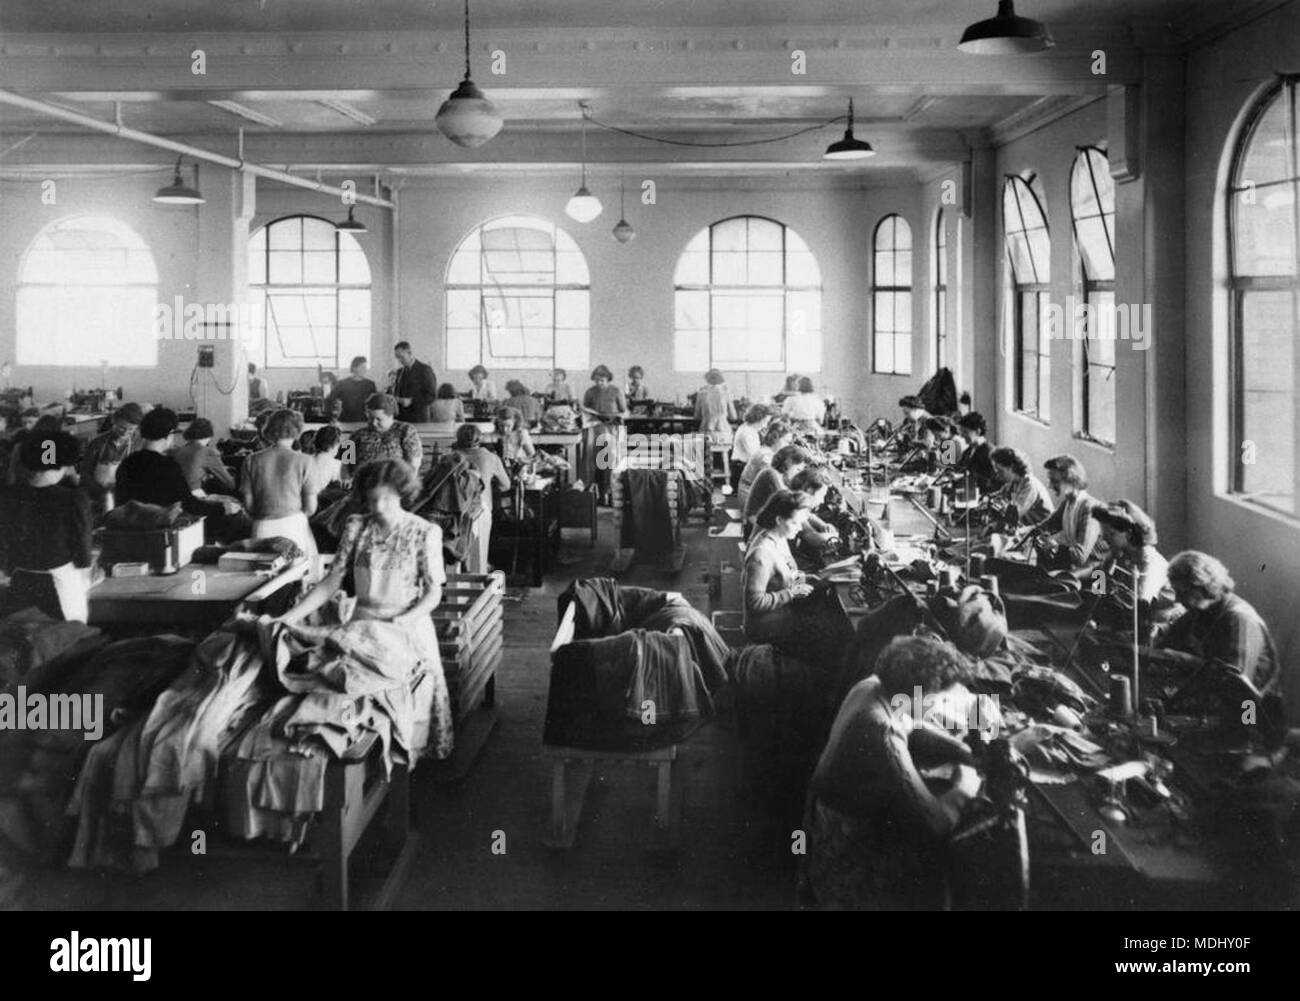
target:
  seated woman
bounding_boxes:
[467,365,497,402]
[896,395,932,446]
[989,447,1052,526]
[276,459,454,761]
[170,417,237,496]
[1155,551,1280,695]
[241,409,319,568]
[775,373,801,403]
[737,419,793,512]
[625,365,649,402]
[781,376,826,432]
[742,444,810,534]
[0,430,93,621]
[953,412,997,494]
[1032,454,1105,574]
[742,489,815,645]
[1090,499,1178,636]
[348,393,424,475]
[306,425,344,497]
[430,383,466,425]
[545,368,575,403]
[804,635,982,910]
[453,423,511,574]
[729,404,771,495]
[694,369,736,439]
[504,380,542,426]
[495,406,536,467]
[787,466,842,551]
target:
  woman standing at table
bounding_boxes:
[729,404,771,496]
[468,365,497,402]
[694,368,735,439]
[452,423,511,573]
[276,458,453,761]
[0,430,93,621]
[581,365,626,502]
[242,408,320,570]
[742,489,815,645]
[737,419,793,512]
[430,383,466,425]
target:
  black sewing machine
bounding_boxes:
[68,388,122,413]
[286,392,330,422]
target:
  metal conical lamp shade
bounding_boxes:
[958,1,1054,54]
[612,218,636,243]
[824,130,875,160]
[436,78,504,148]
[566,186,603,223]
[336,206,367,233]
[153,168,205,204]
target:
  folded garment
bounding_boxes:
[103,500,186,530]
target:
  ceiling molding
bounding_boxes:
[988,93,1105,147]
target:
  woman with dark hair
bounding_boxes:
[504,380,541,426]
[278,458,454,760]
[625,365,649,402]
[788,466,843,551]
[990,447,1052,524]
[349,393,423,473]
[467,365,497,402]
[307,425,344,496]
[581,366,626,501]
[0,430,94,621]
[804,635,981,910]
[171,417,237,495]
[742,489,815,644]
[327,355,378,422]
[737,419,793,511]
[953,412,996,494]
[1091,499,1177,632]
[453,423,510,573]
[545,368,575,403]
[430,383,466,425]
[495,406,536,465]
[729,404,771,494]
[242,408,319,568]
[742,444,810,533]
[694,368,735,436]
[781,375,826,430]
[1034,454,1104,572]
[896,395,931,448]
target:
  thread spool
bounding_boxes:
[927,486,943,509]
[1108,674,1133,718]
[979,574,999,597]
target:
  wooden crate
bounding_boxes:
[433,570,505,722]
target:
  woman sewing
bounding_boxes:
[742,489,815,646]
[430,383,466,425]
[495,406,536,466]
[276,458,454,761]
[348,393,424,474]
[989,447,1052,526]
[737,419,793,511]
[742,444,810,536]
[625,366,649,402]
[781,376,826,432]
[1090,500,1178,636]
[468,365,498,402]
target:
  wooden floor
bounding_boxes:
[10,507,803,911]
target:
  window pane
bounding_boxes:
[268,250,302,285]
[446,329,481,371]
[674,251,709,285]
[302,251,335,285]
[675,329,710,373]
[712,218,748,252]
[675,289,709,331]
[338,248,370,285]
[713,251,747,286]
[748,252,783,286]
[1088,361,1117,444]
[875,250,897,287]
[1239,92,1295,188]
[1241,291,1295,394]
[875,332,894,374]
[268,218,301,250]
[1075,216,1114,281]
[555,327,589,371]
[447,249,480,285]
[338,289,370,331]
[893,333,912,375]
[1233,187,1297,276]
[747,218,783,252]
[556,289,588,330]
[300,218,336,252]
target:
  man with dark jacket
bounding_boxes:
[390,341,436,423]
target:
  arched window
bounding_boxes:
[873,214,912,375]
[1229,77,1299,517]
[933,208,948,371]
[1071,146,1117,446]
[1004,175,1051,421]
[446,216,590,372]
[17,215,159,366]
[248,215,371,369]
[674,215,822,372]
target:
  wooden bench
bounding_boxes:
[431,571,505,780]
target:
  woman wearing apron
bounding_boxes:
[241,409,320,576]
[277,459,453,760]
[0,430,94,622]
[581,365,626,503]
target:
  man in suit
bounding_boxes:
[390,341,436,423]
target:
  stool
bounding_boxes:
[542,744,685,852]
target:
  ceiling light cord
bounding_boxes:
[462,0,472,80]
[583,110,849,149]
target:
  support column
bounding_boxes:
[964,136,1001,418]
[195,169,254,433]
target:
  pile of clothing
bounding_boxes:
[544,579,730,752]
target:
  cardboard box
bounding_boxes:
[99,518,205,572]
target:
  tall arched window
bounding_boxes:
[248,215,371,369]
[17,215,159,366]
[1229,77,1299,517]
[446,216,590,372]
[1071,146,1117,446]
[873,214,912,375]
[933,208,948,371]
[1004,175,1051,421]
[674,215,822,372]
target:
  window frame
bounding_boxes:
[1003,175,1052,423]
[1070,145,1118,448]
[672,214,822,373]
[872,213,913,376]
[1227,75,1300,519]
[933,207,948,372]
[248,213,372,371]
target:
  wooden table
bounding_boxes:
[88,558,311,629]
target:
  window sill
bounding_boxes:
[1072,432,1116,455]
[1215,491,1300,531]
[1010,410,1051,430]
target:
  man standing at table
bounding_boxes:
[390,341,436,423]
